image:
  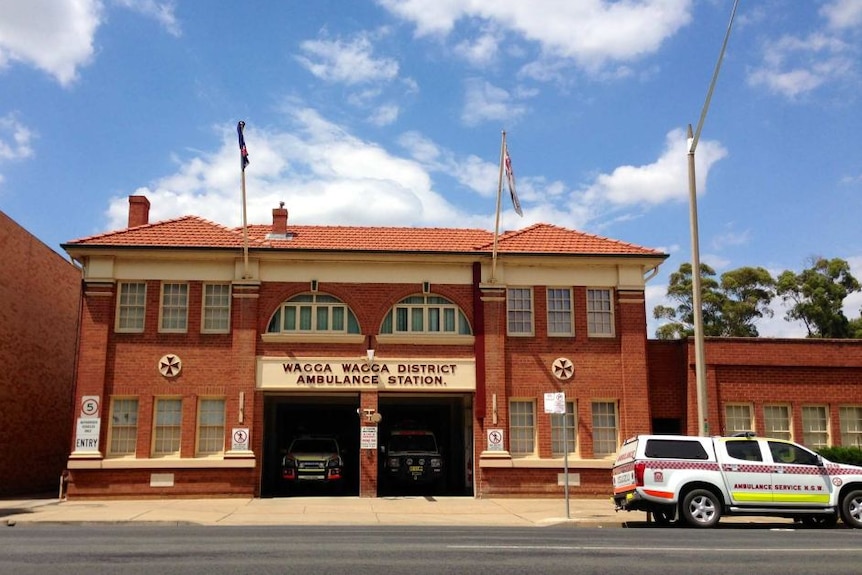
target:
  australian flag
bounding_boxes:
[237,121,249,170]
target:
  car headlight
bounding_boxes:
[431,458,442,468]
[326,456,342,468]
[283,457,297,468]
[388,457,399,468]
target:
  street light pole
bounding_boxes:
[687,0,740,437]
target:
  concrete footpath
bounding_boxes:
[0,495,795,528]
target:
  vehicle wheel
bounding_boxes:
[840,489,862,529]
[799,513,838,528]
[680,489,721,528]
[651,508,674,525]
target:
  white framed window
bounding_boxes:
[551,400,577,456]
[196,398,225,456]
[724,403,753,435]
[116,281,146,332]
[160,283,188,332]
[507,287,534,336]
[802,405,830,448]
[547,288,574,336]
[591,401,618,457]
[108,398,138,456]
[763,404,792,440]
[381,295,471,335]
[587,288,614,336]
[268,293,360,334]
[509,400,536,455]
[152,398,182,457]
[839,406,862,447]
[202,283,231,333]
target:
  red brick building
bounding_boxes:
[1,210,80,496]
[59,196,862,499]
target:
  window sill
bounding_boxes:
[67,457,257,470]
[479,457,613,469]
[261,333,365,344]
[375,334,475,346]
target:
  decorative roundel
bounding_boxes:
[158,354,182,378]
[552,357,574,381]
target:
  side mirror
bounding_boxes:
[379,445,386,454]
[816,454,825,467]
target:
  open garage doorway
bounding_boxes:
[377,394,473,497]
[261,394,360,497]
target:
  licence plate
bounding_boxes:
[409,466,423,473]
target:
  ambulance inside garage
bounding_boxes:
[377,394,473,497]
[261,394,361,497]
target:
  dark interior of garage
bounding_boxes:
[261,394,473,498]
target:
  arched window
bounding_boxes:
[267,293,360,334]
[380,295,471,335]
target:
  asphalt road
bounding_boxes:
[2,524,861,575]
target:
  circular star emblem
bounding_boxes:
[158,354,182,378]
[552,357,574,380]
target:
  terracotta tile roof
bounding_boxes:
[65,216,665,258]
[487,223,663,256]
[245,224,493,252]
[65,216,258,248]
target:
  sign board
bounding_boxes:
[544,392,566,414]
[257,357,476,392]
[231,428,250,451]
[486,428,504,451]
[361,426,378,449]
[75,417,101,453]
[81,395,100,417]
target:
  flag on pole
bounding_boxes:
[237,121,249,170]
[504,143,522,216]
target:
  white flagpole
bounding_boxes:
[490,130,506,283]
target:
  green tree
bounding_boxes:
[653,263,775,339]
[776,257,861,338]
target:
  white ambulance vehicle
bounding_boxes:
[613,434,862,528]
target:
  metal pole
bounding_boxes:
[687,0,739,436]
[563,402,570,519]
[687,124,708,436]
[490,131,506,283]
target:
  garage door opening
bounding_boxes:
[377,394,473,497]
[261,394,360,497]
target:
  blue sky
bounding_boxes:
[2,0,862,338]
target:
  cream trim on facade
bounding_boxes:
[257,356,476,392]
[67,457,257,469]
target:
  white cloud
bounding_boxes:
[454,31,499,66]
[0,0,103,86]
[368,104,400,126]
[0,114,35,161]
[106,108,461,232]
[461,78,528,126]
[581,128,727,206]
[113,0,181,37]
[748,32,854,99]
[377,0,693,72]
[296,34,399,85]
[821,0,862,30]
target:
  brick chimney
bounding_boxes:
[272,202,288,235]
[128,195,150,228]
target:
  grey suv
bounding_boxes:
[282,436,344,486]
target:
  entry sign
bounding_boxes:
[544,392,566,415]
[75,417,101,453]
